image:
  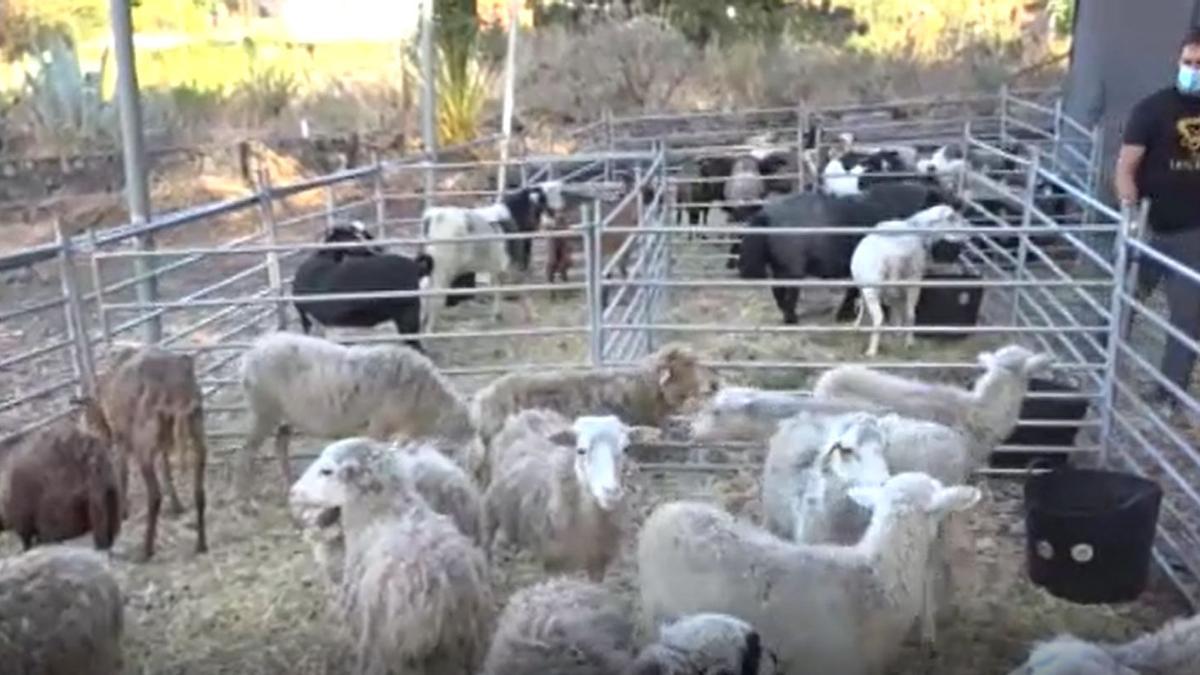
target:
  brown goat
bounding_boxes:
[0,410,121,552]
[90,344,208,560]
[546,177,655,285]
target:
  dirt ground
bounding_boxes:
[0,169,1195,674]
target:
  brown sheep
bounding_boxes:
[91,343,208,560]
[469,342,718,471]
[0,545,125,675]
[0,409,121,552]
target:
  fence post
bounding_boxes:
[1098,201,1139,467]
[582,202,603,366]
[372,152,386,237]
[256,170,288,331]
[796,104,809,192]
[86,225,112,345]
[999,83,1010,144]
[956,122,972,197]
[324,185,336,229]
[55,219,96,396]
[1012,147,1040,327]
[1050,98,1063,173]
[603,107,614,182]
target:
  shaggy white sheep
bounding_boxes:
[483,410,635,581]
[289,437,494,675]
[0,545,124,675]
[1007,612,1200,675]
[811,342,1054,450]
[236,331,482,497]
[636,471,982,675]
[629,613,780,675]
[761,410,891,545]
[850,203,970,357]
[293,438,485,590]
[480,576,637,675]
[469,342,718,460]
[689,385,891,444]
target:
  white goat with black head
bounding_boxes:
[851,203,970,357]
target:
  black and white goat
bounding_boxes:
[418,181,566,332]
[291,222,431,352]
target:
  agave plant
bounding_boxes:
[22,34,114,150]
[435,43,496,147]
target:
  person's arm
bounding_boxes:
[1114,144,1146,207]
[1115,96,1156,207]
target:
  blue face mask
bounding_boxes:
[1178,64,1200,95]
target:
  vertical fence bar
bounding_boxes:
[582,202,603,366]
[603,108,614,183]
[957,122,972,197]
[256,170,288,331]
[1099,202,1138,467]
[999,83,1010,144]
[796,105,809,192]
[86,225,112,345]
[1012,147,1040,326]
[324,185,336,229]
[372,153,386,237]
[1051,99,1064,173]
[55,220,96,396]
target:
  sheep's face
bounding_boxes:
[289,438,384,526]
[822,157,866,196]
[1006,638,1134,675]
[654,345,720,411]
[848,472,982,531]
[978,344,1054,378]
[322,222,383,256]
[820,413,890,486]
[552,415,630,511]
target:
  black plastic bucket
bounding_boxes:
[1024,467,1163,604]
[913,271,985,340]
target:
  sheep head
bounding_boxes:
[648,343,720,412]
[908,203,970,244]
[817,412,890,490]
[977,344,1054,378]
[289,437,408,527]
[848,472,981,528]
[549,415,631,511]
[1006,636,1136,675]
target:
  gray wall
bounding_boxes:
[1062,0,1200,205]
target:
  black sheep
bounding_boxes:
[291,224,432,352]
[737,181,958,325]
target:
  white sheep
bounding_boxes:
[469,342,718,462]
[850,203,970,357]
[761,410,891,545]
[1006,612,1200,675]
[812,342,1054,450]
[0,545,124,675]
[289,436,494,675]
[822,156,867,196]
[629,613,780,675]
[480,576,637,675]
[689,385,892,444]
[483,409,635,581]
[235,331,483,497]
[636,471,982,675]
[293,438,485,591]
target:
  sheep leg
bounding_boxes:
[903,284,921,350]
[139,458,162,561]
[862,288,886,357]
[185,409,208,555]
[275,424,294,486]
[234,414,275,501]
[160,449,185,517]
[116,443,133,521]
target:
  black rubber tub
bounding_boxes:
[1024,467,1163,604]
[991,378,1090,470]
[913,271,985,340]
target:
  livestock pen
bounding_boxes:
[0,88,1197,673]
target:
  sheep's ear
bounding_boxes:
[658,365,675,387]
[847,485,882,510]
[1023,353,1053,376]
[926,486,981,516]
[549,429,577,447]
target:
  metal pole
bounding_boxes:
[372,152,386,237]
[604,108,614,182]
[109,0,160,343]
[956,122,971,197]
[796,104,809,192]
[324,185,336,229]
[256,170,288,331]
[496,0,520,200]
[56,220,96,396]
[582,202,603,366]
[999,83,1010,144]
[1051,98,1063,173]
[1098,201,1138,467]
[1011,147,1040,327]
[420,0,438,213]
[86,225,112,345]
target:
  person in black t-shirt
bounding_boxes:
[1114,27,1200,407]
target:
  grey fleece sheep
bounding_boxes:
[481,576,637,675]
[236,331,482,497]
[289,437,494,675]
[629,613,780,675]
[1007,612,1200,675]
[470,343,718,471]
[689,385,892,444]
[0,545,124,675]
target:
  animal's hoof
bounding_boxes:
[195,542,209,555]
[782,315,798,325]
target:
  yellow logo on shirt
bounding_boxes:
[1172,116,1200,170]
